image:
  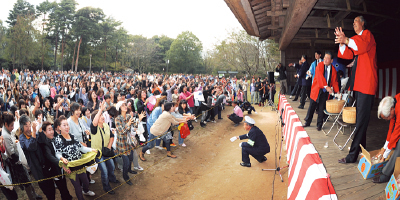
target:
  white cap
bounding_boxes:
[244,116,255,125]
[115,101,126,111]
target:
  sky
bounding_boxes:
[0,0,243,52]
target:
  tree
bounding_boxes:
[7,0,36,27]
[6,15,39,69]
[36,0,57,70]
[56,0,77,71]
[211,29,280,76]
[72,7,105,71]
[101,17,121,71]
[166,31,203,73]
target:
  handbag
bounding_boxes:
[99,127,115,157]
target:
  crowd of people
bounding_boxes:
[0,69,275,199]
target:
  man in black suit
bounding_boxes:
[298,55,311,109]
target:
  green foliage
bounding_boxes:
[167,31,203,74]
[7,0,36,27]
[207,29,280,76]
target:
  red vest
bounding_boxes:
[310,62,340,102]
[386,93,400,149]
[337,29,377,95]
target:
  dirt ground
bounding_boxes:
[4,104,288,200]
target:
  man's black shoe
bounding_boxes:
[292,98,298,101]
[316,127,322,131]
[298,105,304,109]
[240,162,251,167]
[128,170,137,174]
[36,195,43,200]
[218,118,223,120]
[200,123,206,128]
[111,180,121,184]
[108,190,115,195]
[258,156,267,163]
[126,181,133,185]
[303,124,310,128]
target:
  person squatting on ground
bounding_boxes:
[230,116,270,167]
[228,101,243,127]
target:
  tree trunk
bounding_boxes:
[71,39,78,71]
[115,46,117,72]
[54,32,58,69]
[104,38,107,71]
[74,36,82,72]
[60,32,65,71]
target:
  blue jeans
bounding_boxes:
[142,133,170,152]
[96,157,117,192]
[121,150,133,181]
[178,130,184,145]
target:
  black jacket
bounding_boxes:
[239,126,270,154]
[276,66,287,80]
[38,132,64,177]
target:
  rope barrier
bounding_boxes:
[0,104,217,188]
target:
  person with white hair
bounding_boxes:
[372,94,400,183]
[230,116,270,167]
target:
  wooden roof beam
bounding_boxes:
[313,6,400,21]
[267,10,286,16]
[241,0,260,36]
[279,0,318,50]
[302,16,353,30]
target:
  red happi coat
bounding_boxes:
[310,62,340,102]
[386,93,400,149]
[337,29,377,95]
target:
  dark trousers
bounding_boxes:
[39,175,71,200]
[293,84,302,99]
[305,92,328,128]
[299,85,310,107]
[242,147,267,163]
[291,83,299,96]
[215,105,222,119]
[121,150,134,181]
[345,91,374,163]
[205,107,216,121]
[382,140,400,180]
[55,176,72,200]
[228,114,243,124]
[70,173,90,200]
[1,186,18,200]
[38,179,56,200]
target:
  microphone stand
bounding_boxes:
[262,108,288,182]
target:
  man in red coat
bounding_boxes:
[372,93,400,183]
[303,52,339,131]
[335,16,378,164]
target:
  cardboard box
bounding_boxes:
[385,157,400,200]
[358,145,389,179]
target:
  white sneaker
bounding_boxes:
[155,146,164,150]
[83,190,95,196]
[289,96,293,99]
[181,143,186,147]
[194,119,198,122]
[203,121,207,124]
[211,120,216,123]
[89,180,95,184]
[146,150,151,154]
[134,166,144,171]
[254,111,258,114]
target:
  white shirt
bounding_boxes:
[339,30,363,54]
[323,65,331,91]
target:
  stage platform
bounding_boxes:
[285,97,389,200]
